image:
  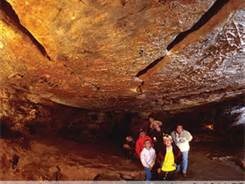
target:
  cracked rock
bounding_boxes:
[0,0,244,113]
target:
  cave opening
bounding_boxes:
[1,96,244,180]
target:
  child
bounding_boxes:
[157,135,182,180]
[140,139,156,181]
[135,129,152,158]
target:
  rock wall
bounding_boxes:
[0,0,244,180]
[0,0,244,114]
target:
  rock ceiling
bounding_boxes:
[0,0,244,112]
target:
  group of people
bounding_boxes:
[123,117,193,181]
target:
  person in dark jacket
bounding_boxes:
[148,117,165,154]
[122,136,135,159]
[156,135,182,180]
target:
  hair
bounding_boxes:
[144,138,152,144]
[139,128,146,135]
[150,120,163,129]
[163,134,173,141]
[176,124,183,128]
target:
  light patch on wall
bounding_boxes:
[129,88,137,93]
[166,50,172,56]
[231,106,245,126]
[0,22,17,40]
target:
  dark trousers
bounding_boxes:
[159,170,175,180]
[144,167,152,181]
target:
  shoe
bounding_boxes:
[182,173,187,177]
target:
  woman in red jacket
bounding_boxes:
[135,129,152,158]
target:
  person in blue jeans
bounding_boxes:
[171,124,193,177]
[140,139,156,181]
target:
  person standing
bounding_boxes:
[140,139,156,181]
[171,124,193,177]
[122,136,135,159]
[135,129,152,158]
[156,135,182,180]
[148,117,164,154]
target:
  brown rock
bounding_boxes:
[2,0,241,113]
[140,0,245,112]
[0,138,142,180]
[0,11,244,184]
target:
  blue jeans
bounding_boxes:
[177,151,189,174]
[144,167,152,181]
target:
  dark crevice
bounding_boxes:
[0,0,51,61]
[135,0,229,78]
[79,0,88,6]
[167,0,229,50]
[135,56,164,77]
[120,0,127,6]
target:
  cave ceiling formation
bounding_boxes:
[0,0,244,113]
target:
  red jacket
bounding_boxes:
[135,135,152,158]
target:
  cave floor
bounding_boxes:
[179,143,244,180]
[0,136,144,180]
[0,136,244,180]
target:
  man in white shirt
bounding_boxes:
[171,124,193,177]
[140,139,156,181]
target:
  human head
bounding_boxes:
[139,129,146,137]
[176,124,183,134]
[154,123,161,131]
[150,119,162,131]
[149,117,155,123]
[163,135,173,147]
[126,136,133,142]
[150,122,161,132]
[144,139,152,149]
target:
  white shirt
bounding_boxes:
[176,137,190,152]
[171,130,193,152]
[140,147,156,168]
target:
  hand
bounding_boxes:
[157,168,161,173]
[179,138,186,143]
[151,162,155,168]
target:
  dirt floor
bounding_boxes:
[175,143,244,180]
[0,136,244,180]
[0,136,144,180]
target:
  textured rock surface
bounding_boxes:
[0,138,144,180]
[1,0,244,113]
[140,0,245,111]
[1,0,245,180]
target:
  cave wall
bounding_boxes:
[0,0,244,115]
[0,0,244,180]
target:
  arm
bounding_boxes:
[174,146,182,165]
[156,150,164,168]
[171,131,177,143]
[153,149,156,162]
[150,149,156,168]
[184,130,193,142]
